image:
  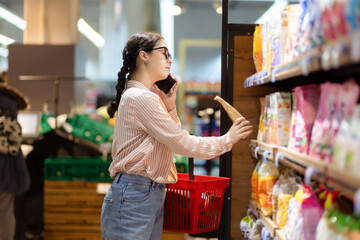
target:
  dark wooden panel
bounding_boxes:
[7,44,85,114]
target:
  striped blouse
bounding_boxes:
[109,80,233,183]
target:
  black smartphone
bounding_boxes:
[155,75,176,94]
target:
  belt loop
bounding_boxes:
[116,173,122,184]
[151,180,155,190]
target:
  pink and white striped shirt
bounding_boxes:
[109,80,233,183]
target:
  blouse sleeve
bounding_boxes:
[134,91,232,159]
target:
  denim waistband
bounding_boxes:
[114,172,164,188]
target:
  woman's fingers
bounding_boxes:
[239,130,253,139]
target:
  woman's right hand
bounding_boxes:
[227,117,253,145]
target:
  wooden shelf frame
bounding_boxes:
[249,139,360,197]
[244,32,360,88]
[248,200,287,240]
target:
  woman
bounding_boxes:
[101,32,252,240]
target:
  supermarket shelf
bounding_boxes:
[277,146,326,173]
[248,200,276,237]
[249,139,277,162]
[249,200,287,240]
[244,31,360,88]
[249,139,360,195]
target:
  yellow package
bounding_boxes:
[258,161,279,217]
[276,193,293,229]
[253,25,263,72]
[251,160,262,202]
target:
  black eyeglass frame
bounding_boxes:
[145,46,172,60]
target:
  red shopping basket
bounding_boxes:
[163,158,230,234]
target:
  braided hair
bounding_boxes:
[107,32,163,118]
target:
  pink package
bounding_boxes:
[326,79,360,162]
[310,79,359,162]
[293,84,320,154]
[300,186,323,240]
[321,2,336,42]
[308,82,338,159]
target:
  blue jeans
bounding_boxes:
[101,173,166,240]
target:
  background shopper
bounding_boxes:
[0,71,30,240]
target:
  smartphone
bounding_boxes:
[155,75,176,94]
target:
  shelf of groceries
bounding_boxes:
[249,139,360,197]
[245,31,360,88]
[249,200,286,240]
[239,1,360,239]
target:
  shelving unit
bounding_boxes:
[248,200,286,240]
[244,32,360,88]
[249,140,360,197]
[220,1,360,239]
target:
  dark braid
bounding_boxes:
[107,32,163,118]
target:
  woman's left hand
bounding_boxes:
[153,77,178,112]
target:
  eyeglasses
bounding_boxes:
[146,46,172,60]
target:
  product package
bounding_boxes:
[258,161,280,217]
[284,4,302,63]
[291,84,320,154]
[253,25,263,72]
[257,97,266,142]
[251,160,262,202]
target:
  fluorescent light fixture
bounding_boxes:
[77,18,105,48]
[0,34,15,45]
[0,6,27,30]
[160,0,174,59]
[0,47,9,57]
[255,0,288,24]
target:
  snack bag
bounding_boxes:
[326,79,359,163]
[288,92,297,149]
[258,161,280,217]
[267,93,278,145]
[284,4,302,63]
[346,105,360,173]
[276,92,292,146]
[264,95,271,143]
[301,186,323,240]
[257,97,266,142]
[276,175,298,229]
[309,82,338,159]
[253,25,263,72]
[293,84,320,154]
[272,174,284,221]
[251,160,262,202]
[280,9,288,65]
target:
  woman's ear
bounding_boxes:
[139,50,148,62]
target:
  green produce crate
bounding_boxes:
[173,155,188,173]
[44,156,113,182]
[39,113,53,135]
[62,114,114,145]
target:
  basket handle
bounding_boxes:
[189,157,194,180]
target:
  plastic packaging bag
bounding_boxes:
[258,161,280,217]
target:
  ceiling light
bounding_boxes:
[171,5,182,16]
[212,2,222,15]
[0,47,9,57]
[77,18,105,48]
[0,34,15,45]
[216,6,222,14]
[0,6,27,30]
